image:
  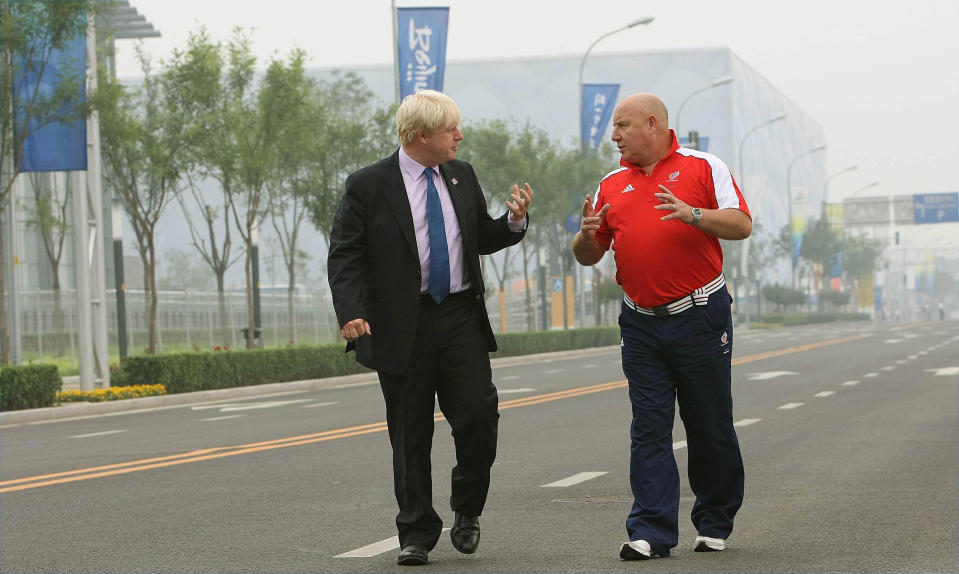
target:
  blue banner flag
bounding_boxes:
[397,7,449,100]
[14,16,87,173]
[581,83,619,151]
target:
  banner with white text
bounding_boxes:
[581,83,619,151]
[14,15,87,172]
[397,7,449,100]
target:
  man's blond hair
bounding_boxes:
[396,90,462,146]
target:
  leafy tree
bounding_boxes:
[301,72,397,251]
[95,44,191,353]
[841,232,883,307]
[800,215,842,297]
[458,119,552,331]
[166,28,238,346]
[23,172,69,355]
[0,0,94,364]
[762,283,807,311]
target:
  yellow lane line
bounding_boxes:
[1,333,869,493]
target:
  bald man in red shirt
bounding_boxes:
[573,92,751,561]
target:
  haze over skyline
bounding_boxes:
[114,0,958,245]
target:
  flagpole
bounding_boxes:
[392,0,400,104]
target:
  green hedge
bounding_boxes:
[116,344,370,394]
[759,312,871,325]
[491,326,620,358]
[116,327,622,393]
[0,364,61,411]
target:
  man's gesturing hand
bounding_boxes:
[341,318,371,342]
[580,194,610,237]
[507,183,533,221]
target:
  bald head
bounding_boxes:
[618,93,669,130]
[611,92,673,170]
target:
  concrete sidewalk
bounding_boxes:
[2,346,620,427]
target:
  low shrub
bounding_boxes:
[0,364,61,411]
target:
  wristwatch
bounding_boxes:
[689,207,703,226]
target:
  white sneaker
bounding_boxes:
[694,535,725,552]
[619,539,661,560]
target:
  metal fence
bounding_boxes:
[14,283,616,366]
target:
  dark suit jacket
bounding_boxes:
[327,149,527,375]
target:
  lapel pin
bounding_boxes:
[451,177,458,186]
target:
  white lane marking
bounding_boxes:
[864,373,879,378]
[814,391,835,397]
[336,529,450,558]
[302,402,338,408]
[908,354,919,360]
[200,415,246,422]
[544,369,562,374]
[842,380,860,386]
[925,367,959,376]
[777,402,805,410]
[884,339,903,344]
[881,366,895,371]
[498,388,536,394]
[542,471,608,488]
[673,441,688,450]
[499,375,520,381]
[747,371,797,381]
[68,429,127,439]
[896,360,908,365]
[190,399,313,412]
[220,399,313,412]
[734,418,762,427]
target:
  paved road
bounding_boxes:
[2,320,956,573]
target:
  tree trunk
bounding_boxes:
[244,248,255,349]
[53,276,64,357]
[522,241,533,332]
[145,242,158,354]
[0,216,8,365]
[216,272,229,348]
[287,264,296,345]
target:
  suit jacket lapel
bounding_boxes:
[381,150,418,259]
[440,163,475,257]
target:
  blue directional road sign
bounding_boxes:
[913,192,958,224]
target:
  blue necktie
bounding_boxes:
[424,167,450,303]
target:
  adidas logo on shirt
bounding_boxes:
[621,184,635,193]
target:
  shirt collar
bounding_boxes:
[399,146,438,181]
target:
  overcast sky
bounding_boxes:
[117,0,958,207]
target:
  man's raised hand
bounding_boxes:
[580,194,610,237]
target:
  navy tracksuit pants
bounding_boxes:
[619,285,744,556]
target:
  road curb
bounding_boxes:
[1,345,619,426]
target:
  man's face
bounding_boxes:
[611,104,653,166]
[421,124,463,165]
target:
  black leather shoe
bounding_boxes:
[397,545,429,566]
[450,512,480,554]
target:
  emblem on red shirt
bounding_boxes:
[667,170,680,182]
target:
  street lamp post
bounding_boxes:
[851,181,879,197]
[736,113,787,327]
[821,165,858,216]
[675,74,734,137]
[578,16,654,151]
[787,144,827,287]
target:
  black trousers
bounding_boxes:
[377,291,499,550]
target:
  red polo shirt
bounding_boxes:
[593,130,750,308]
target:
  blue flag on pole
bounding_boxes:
[581,83,619,151]
[397,7,449,100]
[14,18,88,173]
